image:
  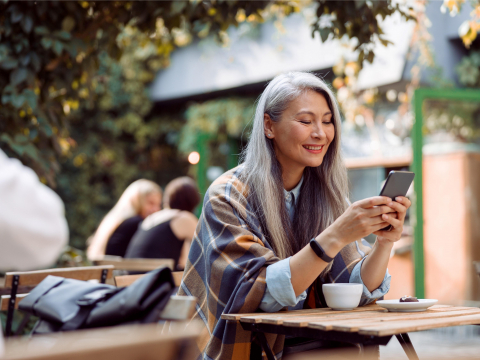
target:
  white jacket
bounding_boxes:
[0,149,68,271]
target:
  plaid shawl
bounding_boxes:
[178,166,372,360]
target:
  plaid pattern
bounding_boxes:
[178,166,372,360]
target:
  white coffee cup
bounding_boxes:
[322,283,363,311]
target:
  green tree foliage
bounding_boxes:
[456,51,480,87]
[0,0,414,248]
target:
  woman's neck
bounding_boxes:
[282,166,305,191]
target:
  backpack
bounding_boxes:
[18,266,175,334]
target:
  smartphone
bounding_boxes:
[379,171,415,231]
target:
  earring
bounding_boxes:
[268,133,272,137]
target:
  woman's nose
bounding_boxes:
[312,124,326,139]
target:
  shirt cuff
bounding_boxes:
[349,257,391,306]
[259,257,307,313]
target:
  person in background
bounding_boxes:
[0,149,69,357]
[87,179,162,260]
[125,177,200,270]
[0,149,68,271]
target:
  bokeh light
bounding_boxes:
[188,151,200,164]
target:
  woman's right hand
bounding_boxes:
[316,196,396,253]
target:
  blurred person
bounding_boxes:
[0,149,68,271]
[87,179,162,260]
[125,177,200,270]
[178,72,411,359]
[0,149,68,357]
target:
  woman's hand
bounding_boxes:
[373,196,412,245]
[319,196,396,252]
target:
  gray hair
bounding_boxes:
[241,71,348,259]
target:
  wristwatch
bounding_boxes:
[309,239,334,263]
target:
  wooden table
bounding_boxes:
[222,304,480,360]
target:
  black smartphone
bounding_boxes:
[379,171,415,231]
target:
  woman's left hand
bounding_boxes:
[373,196,412,245]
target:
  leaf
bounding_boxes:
[170,1,187,15]
[23,89,37,110]
[14,42,23,53]
[40,123,53,137]
[34,26,50,36]
[11,8,23,23]
[29,128,38,140]
[53,40,63,55]
[20,54,31,66]
[1,94,11,105]
[23,143,40,161]
[10,67,28,86]
[62,16,76,32]
[0,134,13,146]
[367,51,375,63]
[358,50,365,64]
[21,15,33,33]
[30,51,41,71]
[319,28,330,42]
[14,134,28,144]
[0,57,19,70]
[41,37,52,50]
[54,30,71,40]
[11,94,26,108]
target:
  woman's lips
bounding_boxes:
[303,145,324,154]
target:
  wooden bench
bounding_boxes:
[92,256,175,272]
[2,265,114,337]
[3,321,202,360]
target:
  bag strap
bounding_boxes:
[60,305,94,331]
[61,288,120,331]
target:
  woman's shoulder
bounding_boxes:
[207,165,249,199]
[118,215,143,228]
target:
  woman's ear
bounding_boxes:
[264,113,275,139]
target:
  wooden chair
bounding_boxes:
[3,321,203,360]
[114,271,184,288]
[93,256,175,272]
[1,265,114,337]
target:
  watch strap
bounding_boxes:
[309,239,334,263]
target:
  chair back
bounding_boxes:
[93,256,174,272]
[115,271,183,287]
[1,265,114,336]
[3,322,202,360]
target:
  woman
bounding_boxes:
[87,179,162,260]
[125,177,200,270]
[178,72,411,360]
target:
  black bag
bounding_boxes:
[19,266,176,334]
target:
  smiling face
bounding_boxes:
[264,90,335,182]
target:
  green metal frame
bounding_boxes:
[412,88,480,298]
[195,134,240,198]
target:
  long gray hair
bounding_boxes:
[241,71,348,259]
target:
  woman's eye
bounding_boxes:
[299,120,311,124]
[323,120,333,124]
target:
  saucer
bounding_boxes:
[376,299,438,312]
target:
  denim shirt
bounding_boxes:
[259,180,391,312]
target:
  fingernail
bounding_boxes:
[388,202,394,207]
[383,214,388,219]
[395,197,402,202]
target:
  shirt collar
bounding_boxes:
[283,176,304,205]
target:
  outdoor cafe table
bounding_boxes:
[222,304,480,360]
